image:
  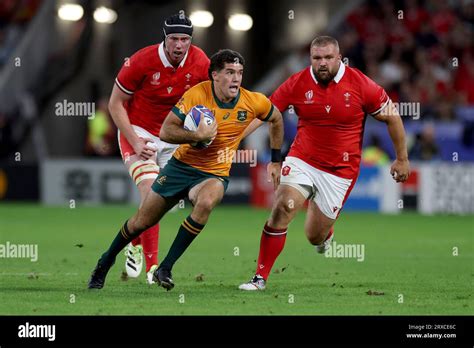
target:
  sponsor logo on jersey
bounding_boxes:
[150,72,161,85]
[282,165,291,176]
[325,105,331,113]
[344,92,351,107]
[223,112,231,120]
[157,175,167,185]
[237,111,247,121]
[185,73,192,81]
[304,90,314,104]
[167,87,173,94]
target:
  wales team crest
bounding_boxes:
[237,111,247,121]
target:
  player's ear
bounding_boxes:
[211,70,218,81]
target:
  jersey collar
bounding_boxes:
[211,82,241,109]
[309,61,346,84]
[158,42,189,68]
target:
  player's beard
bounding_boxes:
[314,67,336,85]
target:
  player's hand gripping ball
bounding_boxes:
[183,105,216,149]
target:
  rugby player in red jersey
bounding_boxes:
[239,36,410,290]
[109,13,209,284]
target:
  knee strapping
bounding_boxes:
[129,160,159,186]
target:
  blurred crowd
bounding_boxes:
[1,0,472,162]
[0,1,42,161]
[0,0,41,67]
[340,0,474,121]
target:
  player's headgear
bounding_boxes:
[163,13,193,38]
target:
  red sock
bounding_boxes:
[255,222,287,280]
[131,235,141,246]
[325,226,334,241]
[141,224,159,272]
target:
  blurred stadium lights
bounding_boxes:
[228,13,253,31]
[93,6,118,24]
[57,3,84,21]
[189,10,214,28]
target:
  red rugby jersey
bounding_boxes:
[115,43,210,136]
[270,63,389,179]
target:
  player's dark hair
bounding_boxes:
[208,49,245,80]
[311,36,339,50]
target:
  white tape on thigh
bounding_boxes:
[129,160,160,186]
[280,182,312,200]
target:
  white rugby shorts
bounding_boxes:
[118,125,178,169]
[279,156,354,219]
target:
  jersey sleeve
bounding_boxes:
[198,56,210,82]
[115,50,145,95]
[253,93,274,122]
[172,85,204,121]
[269,77,293,113]
[362,75,390,116]
[192,46,210,83]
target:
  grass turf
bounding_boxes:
[0,203,472,315]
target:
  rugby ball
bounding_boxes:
[183,105,215,149]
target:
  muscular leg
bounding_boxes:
[159,179,225,274]
[189,178,225,224]
[125,152,160,274]
[304,200,336,245]
[268,184,307,228]
[253,184,307,281]
[88,188,176,289]
[99,189,176,269]
[136,179,159,273]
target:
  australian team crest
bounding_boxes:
[237,111,247,121]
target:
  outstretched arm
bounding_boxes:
[265,107,284,190]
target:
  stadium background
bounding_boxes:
[0,0,472,317]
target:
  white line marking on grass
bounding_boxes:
[0,272,79,276]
